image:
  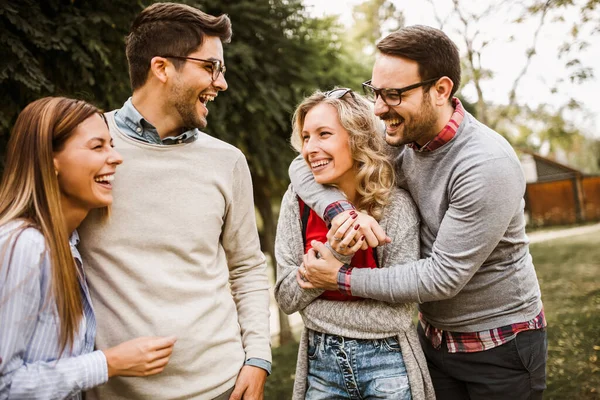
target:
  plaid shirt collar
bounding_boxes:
[407,97,465,152]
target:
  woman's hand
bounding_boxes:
[102,336,177,378]
[329,210,391,250]
[327,211,364,256]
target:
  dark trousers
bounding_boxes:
[418,324,547,400]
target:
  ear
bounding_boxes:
[149,56,170,84]
[431,77,454,106]
[53,157,60,176]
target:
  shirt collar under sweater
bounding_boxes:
[114,98,198,145]
[407,97,465,152]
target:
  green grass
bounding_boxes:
[265,232,600,399]
[531,233,600,399]
[265,339,299,399]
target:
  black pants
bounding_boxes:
[418,324,547,400]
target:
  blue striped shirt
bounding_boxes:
[0,222,108,399]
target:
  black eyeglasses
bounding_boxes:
[161,55,226,81]
[362,77,440,106]
[324,88,355,100]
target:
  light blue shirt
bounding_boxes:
[114,98,198,145]
[112,99,272,375]
[0,222,108,399]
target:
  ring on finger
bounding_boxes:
[333,236,342,242]
[339,244,346,250]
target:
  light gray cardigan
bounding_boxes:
[274,185,435,400]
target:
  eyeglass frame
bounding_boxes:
[324,87,355,100]
[362,77,441,106]
[160,55,226,81]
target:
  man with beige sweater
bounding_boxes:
[77,3,271,399]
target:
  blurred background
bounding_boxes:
[1,0,598,398]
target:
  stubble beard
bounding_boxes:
[384,94,438,147]
[172,84,207,130]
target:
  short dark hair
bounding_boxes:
[377,25,461,98]
[126,2,232,90]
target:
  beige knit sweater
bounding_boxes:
[78,112,271,399]
[274,185,435,400]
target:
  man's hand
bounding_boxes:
[297,241,343,291]
[229,365,267,400]
[329,210,390,250]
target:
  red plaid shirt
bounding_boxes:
[419,309,547,353]
[407,97,464,152]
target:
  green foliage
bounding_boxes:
[184,0,370,194]
[0,0,369,192]
[349,0,403,56]
[0,0,141,138]
[491,101,600,174]
[529,0,599,84]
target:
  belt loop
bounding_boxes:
[319,332,325,353]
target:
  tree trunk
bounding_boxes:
[252,176,295,345]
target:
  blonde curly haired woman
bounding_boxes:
[275,89,434,399]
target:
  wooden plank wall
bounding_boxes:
[525,176,600,227]
[582,176,600,221]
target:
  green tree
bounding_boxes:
[423,0,598,174]
[1,0,369,344]
[529,0,598,85]
[0,0,140,147]
[194,0,370,344]
[349,0,404,56]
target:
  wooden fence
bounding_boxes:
[525,176,600,227]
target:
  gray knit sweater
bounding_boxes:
[274,185,435,400]
[289,111,543,332]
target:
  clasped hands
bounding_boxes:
[296,210,390,291]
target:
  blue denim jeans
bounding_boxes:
[306,330,412,400]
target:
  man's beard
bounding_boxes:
[381,94,438,147]
[171,84,207,130]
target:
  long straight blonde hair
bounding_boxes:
[0,97,105,354]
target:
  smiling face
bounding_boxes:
[372,54,439,147]
[169,36,228,130]
[53,114,123,213]
[301,103,355,189]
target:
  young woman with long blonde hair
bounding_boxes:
[0,97,176,399]
[275,89,434,399]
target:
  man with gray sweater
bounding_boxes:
[291,26,546,400]
[78,3,271,399]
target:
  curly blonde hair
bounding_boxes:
[291,89,395,220]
